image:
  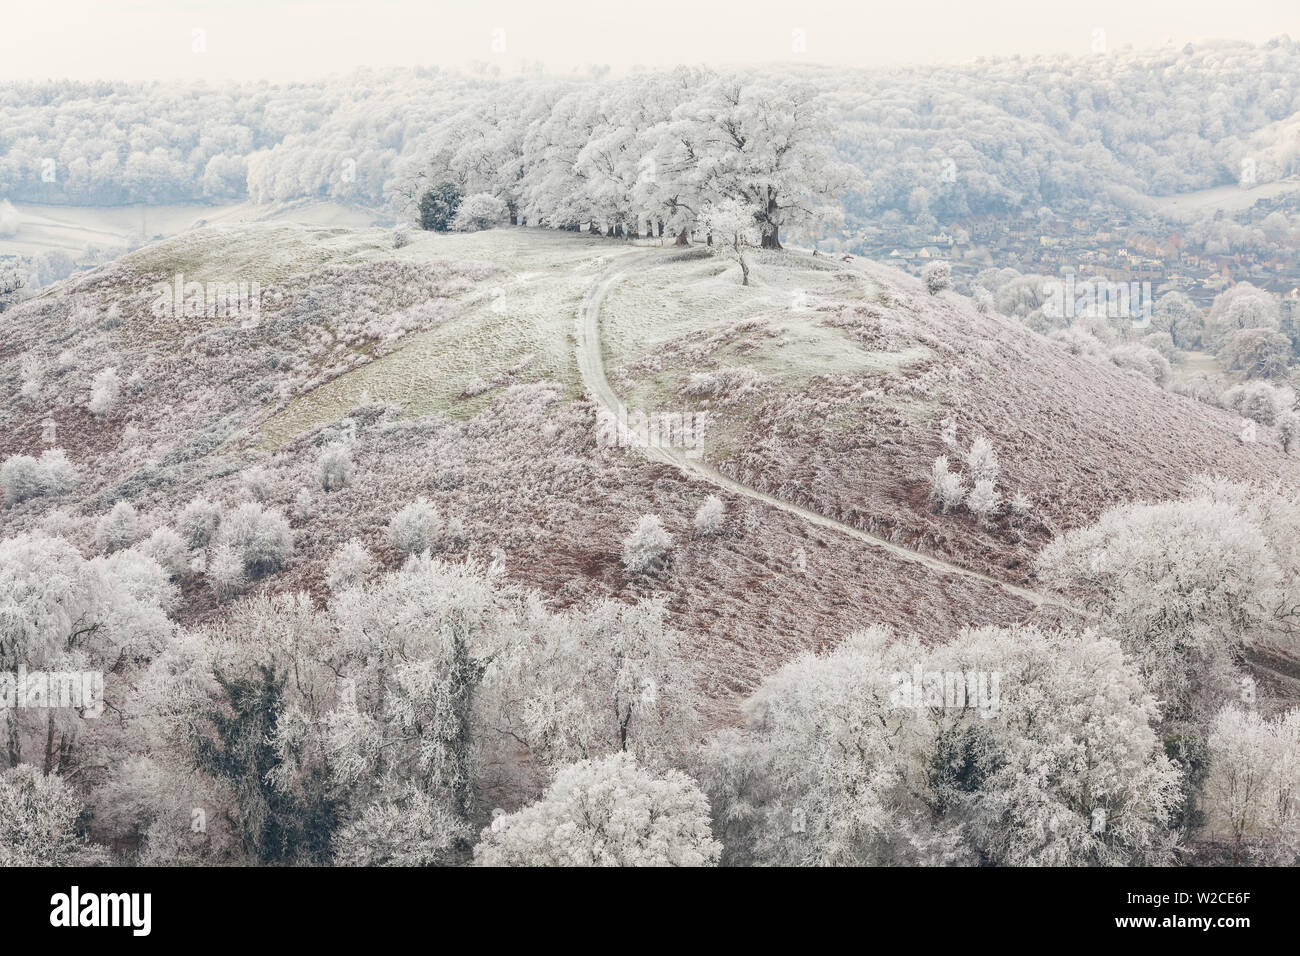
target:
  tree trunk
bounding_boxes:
[43,712,55,774]
[674,227,689,246]
[761,192,782,249]
[739,251,750,286]
[588,221,601,235]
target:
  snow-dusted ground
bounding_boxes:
[0,200,385,257]
[1147,176,1300,219]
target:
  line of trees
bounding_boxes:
[399,71,859,249]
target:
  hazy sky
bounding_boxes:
[2,0,1297,82]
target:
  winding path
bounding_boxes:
[575,251,1051,608]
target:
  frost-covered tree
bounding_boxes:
[95,501,139,554]
[1154,291,1202,349]
[1,449,77,505]
[966,478,1000,525]
[324,538,375,594]
[35,449,77,497]
[88,366,120,416]
[664,76,857,249]
[473,753,720,866]
[0,765,106,865]
[1223,380,1295,425]
[0,532,174,772]
[451,192,507,232]
[701,197,759,285]
[1220,328,1293,379]
[693,495,725,536]
[965,435,998,485]
[1,455,42,505]
[333,783,469,866]
[218,503,293,577]
[418,183,463,231]
[177,496,222,549]
[242,466,273,502]
[706,625,1180,866]
[621,514,673,573]
[386,496,446,556]
[928,456,965,513]
[495,596,697,770]
[316,442,354,492]
[1204,706,1300,863]
[1279,409,1300,454]
[208,544,247,602]
[923,260,952,295]
[140,526,189,578]
[1036,481,1292,725]
[292,488,314,524]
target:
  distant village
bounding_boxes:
[854,196,1300,308]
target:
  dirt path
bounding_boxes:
[576,251,1051,608]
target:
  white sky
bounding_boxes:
[1,0,1297,82]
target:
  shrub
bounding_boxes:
[1219,328,1293,379]
[140,526,189,578]
[622,514,673,573]
[1279,409,1299,454]
[923,260,952,295]
[219,502,293,577]
[325,538,376,593]
[418,183,463,232]
[317,442,354,492]
[0,766,106,866]
[1223,380,1295,425]
[208,544,247,602]
[96,502,139,554]
[89,367,120,416]
[451,192,507,232]
[1,455,42,505]
[293,488,314,523]
[1109,344,1172,387]
[386,497,444,556]
[965,436,999,485]
[693,496,725,536]
[967,479,1001,524]
[178,497,222,549]
[242,467,273,502]
[36,449,78,496]
[473,753,720,867]
[1,449,78,505]
[1203,706,1300,864]
[928,456,965,513]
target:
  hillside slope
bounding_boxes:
[3,225,1295,718]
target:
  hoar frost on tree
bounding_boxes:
[621,514,673,573]
[473,753,720,867]
[705,624,1180,867]
[1036,477,1297,727]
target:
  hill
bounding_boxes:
[3,225,1298,718]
